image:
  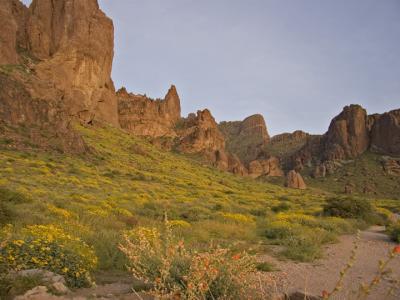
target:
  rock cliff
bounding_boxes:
[370,109,400,155]
[219,114,270,164]
[0,0,119,127]
[118,86,181,137]
[322,105,370,160]
[248,157,283,178]
[290,105,400,177]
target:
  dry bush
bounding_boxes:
[119,218,257,299]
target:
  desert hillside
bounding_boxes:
[0,0,399,299]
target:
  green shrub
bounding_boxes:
[256,262,275,272]
[0,225,97,288]
[323,197,376,222]
[0,202,14,225]
[0,187,31,204]
[389,223,400,243]
[272,202,291,213]
[263,220,335,262]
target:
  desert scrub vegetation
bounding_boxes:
[261,213,355,261]
[323,196,386,225]
[0,225,97,288]
[389,222,400,243]
[0,124,398,286]
[119,218,257,299]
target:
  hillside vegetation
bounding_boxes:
[1,124,399,294]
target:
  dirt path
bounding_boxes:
[260,226,400,300]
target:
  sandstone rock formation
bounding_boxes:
[0,72,88,154]
[381,157,400,176]
[291,105,400,175]
[370,109,400,155]
[219,114,270,164]
[178,109,225,153]
[285,170,307,190]
[270,130,309,145]
[176,110,247,175]
[118,86,181,137]
[248,157,283,178]
[28,0,119,126]
[323,105,370,160]
[0,1,18,65]
[0,0,119,127]
[0,0,29,65]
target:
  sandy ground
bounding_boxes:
[260,226,400,300]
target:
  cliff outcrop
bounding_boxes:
[118,86,181,137]
[0,0,119,127]
[219,114,270,164]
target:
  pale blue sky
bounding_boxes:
[21,0,400,135]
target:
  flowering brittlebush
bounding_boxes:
[119,220,256,299]
[0,225,97,288]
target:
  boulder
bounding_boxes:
[285,170,307,189]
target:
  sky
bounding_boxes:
[21,0,400,135]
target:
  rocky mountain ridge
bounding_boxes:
[292,105,400,174]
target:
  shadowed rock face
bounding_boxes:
[370,109,400,155]
[0,0,119,126]
[117,85,181,137]
[0,1,18,65]
[290,105,400,176]
[219,114,270,164]
[323,105,370,160]
[0,0,29,65]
